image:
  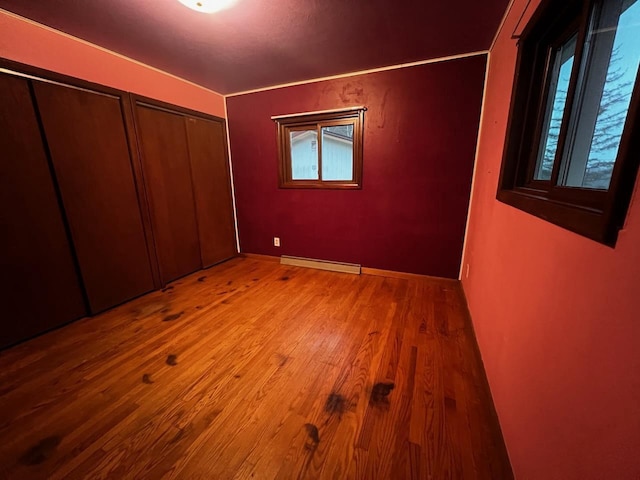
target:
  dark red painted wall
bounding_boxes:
[227,55,486,278]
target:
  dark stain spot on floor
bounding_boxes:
[276,353,289,367]
[419,320,427,333]
[304,423,320,449]
[370,382,395,409]
[195,305,203,310]
[252,278,259,282]
[160,308,170,314]
[197,276,207,282]
[19,436,61,465]
[324,393,347,418]
[204,409,223,425]
[166,354,178,366]
[217,291,228,295]
[280,276,289,281]
[162,311,184,322]
[368,330,380,336]
[161,285,174,293]
[234,374,241,378]
[168,428,185,445]
[227,280,233,286]
[221,299,230,305]
[142,373,154,384]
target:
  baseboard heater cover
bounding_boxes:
[280,255,361,274]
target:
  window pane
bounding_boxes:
[534,35,577,180]
[290,129,319,180]
[561,0,640,189]
[321,124,354,181]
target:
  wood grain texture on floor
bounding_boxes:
[0,257,513,479]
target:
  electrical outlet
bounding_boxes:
[274,237,280,247]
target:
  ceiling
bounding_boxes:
[0,0,509,94]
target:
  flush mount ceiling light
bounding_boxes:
[177,0,236,13]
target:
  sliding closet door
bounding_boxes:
[135,104,201,284]
[33,81,154,313]
[0,74,86,347]
[186,117,237,267]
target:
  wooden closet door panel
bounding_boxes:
[33,81,154,313]
[0,74,86,347]
[186,117,237,267]
[135,105,201,283]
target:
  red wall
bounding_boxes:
[462,0,640,478]
[227,55,487,278]
[0,10,225,117]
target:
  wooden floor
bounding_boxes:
[0,257,512,479]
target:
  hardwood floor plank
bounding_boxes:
[0,257,513,479]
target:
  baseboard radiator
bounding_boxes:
[280,255,361,275]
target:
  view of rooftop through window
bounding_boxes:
[290,125,354,181]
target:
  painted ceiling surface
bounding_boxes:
[0,0,508,94]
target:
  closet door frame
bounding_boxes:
[129,93,227,124]
[0,58,163,290]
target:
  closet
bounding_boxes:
[186,117,237,267]
[0,73,86,347]
[133,103,202,284]
[33,81,155,313]
[0,61,236,348]
[133,97,237,282]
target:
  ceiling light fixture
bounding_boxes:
[177,0,236,14]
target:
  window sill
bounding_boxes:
[278,180,362,190]
[496,188,617,246]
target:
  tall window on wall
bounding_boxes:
[274,107,365,189]
[498,0,640,245]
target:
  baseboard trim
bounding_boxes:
[240,253,280,263]
[361,267,458,284]
[281,255,361,274]
[243,253,459,282]
[458,283,515,477]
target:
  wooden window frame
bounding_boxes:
[497,0,640,246]
[274,107,365,189]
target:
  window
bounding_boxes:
[498,0,640,245]
[274,107,365,189]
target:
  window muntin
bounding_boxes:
[275,108,364,189]
[498,0,640,245]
